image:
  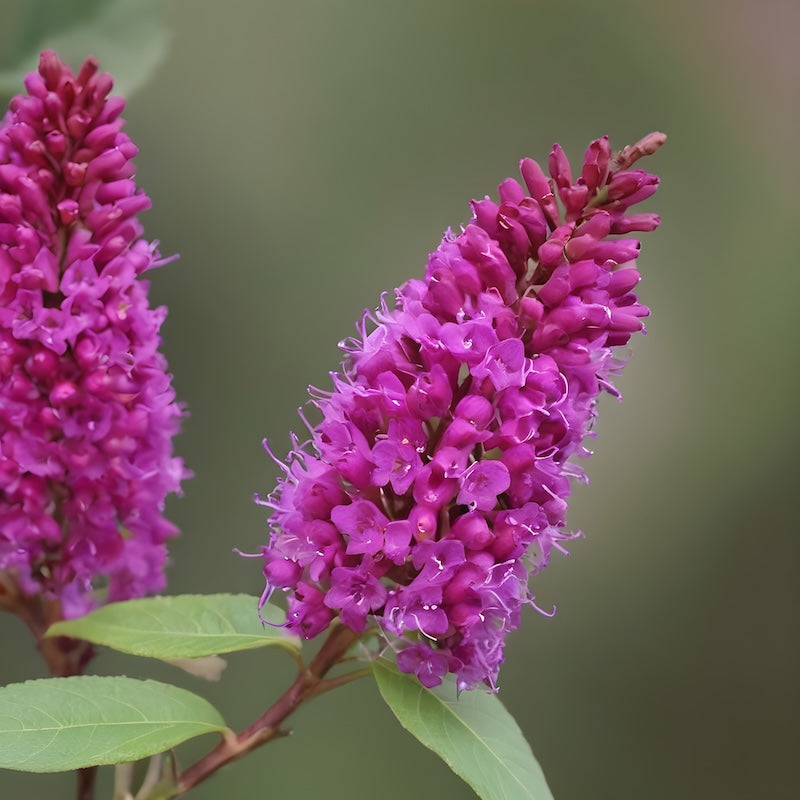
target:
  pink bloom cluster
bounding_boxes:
[259,133,663,690]
[0,52,186,618]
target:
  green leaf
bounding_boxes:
[373,660,553,800]
[0,676,228,772]
[0,0,169,99]
[46,594,301,661]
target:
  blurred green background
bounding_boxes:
[1,1,798,798]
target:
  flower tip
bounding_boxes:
[643,131,668,152]
[614,131,667,170]
[38,49,64,76]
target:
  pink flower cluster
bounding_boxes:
[0,52,186,618]
[259,133,663,690]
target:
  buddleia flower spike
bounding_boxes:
[0,52,188,664]
[256,132,664,691]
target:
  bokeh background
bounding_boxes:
[1,1,798,798]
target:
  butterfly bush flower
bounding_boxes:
[0,52,187,620]
[258,133,664,690]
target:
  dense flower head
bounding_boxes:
[0,51,187,619]
[258,132,664,690]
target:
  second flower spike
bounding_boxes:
[0,52,188,642]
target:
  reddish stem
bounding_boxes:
[0,571,94,677]
[77,766,98,800]
[174,623,363,797]
[1,570,96,799]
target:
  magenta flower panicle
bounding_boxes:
[257,132,664,691]
[0,51,187,632]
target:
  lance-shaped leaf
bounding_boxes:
[373,659,553,800]
[0,676,228,772]
[46,594,300,660]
